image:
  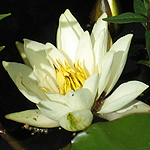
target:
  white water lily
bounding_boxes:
[3,9,149,131]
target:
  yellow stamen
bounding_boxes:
[40,87,48,92]
[56,60,88,95]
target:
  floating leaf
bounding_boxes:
[68,113,150,150]
[0,13,11,20]
[103,12,147,24]
[134,0,147,16]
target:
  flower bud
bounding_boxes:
[90,0,122,35]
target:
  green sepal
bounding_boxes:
[103,12,147,24]
[67,113,150,150]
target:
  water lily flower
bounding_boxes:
[3,9,149,131]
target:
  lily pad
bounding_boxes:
[69,113,150,150]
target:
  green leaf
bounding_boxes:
[69,113,150,150]
[103,12,147,24]
[134,0,147,16]
[138,60,150,66]
[144,0,150,10]
[0,46,5,51]
[0,13,11,20]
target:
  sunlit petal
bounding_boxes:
[3,61,47,103]
[59,110,93,131]
[98,81,149,113]
[98,51,114,97]
[24,49,56,78]
[91,13,108,45]
[37,101,71,121]
[46,43,74,69]
[5,109,59,128]
[56,10,83,62]
[93,28,108,70]
[83,73,99,99]
[33,67,59,94]
[98,100,150,121]
[105,34,133,94]
[76,31,95,76]
[16,41,31,67]
[24,39,45,52]
[65,89,94,110]
[63,9,83,38]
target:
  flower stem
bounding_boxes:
[92,92,106,112]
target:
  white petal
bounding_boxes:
[93,28,108,70]
[98,81,149,113]
[105,34,133,94]
[3,61,47,103]
[24,39,45,52]
[45,43,74,69]
[33,68,59,94]
[98,51,114,98]
[3,61,35,82]
[76,31,95,76]
[5,109,59,128]
[56,10,83,62]
[109,34,133,52]
[16,73,48,103]
[59,110,93,131]
[37,101,71,121]
[91,13,108,45]
[24,49,56,78]
[45,93,66,104]
[63,9,83,38]
[104,51,124,94]
[98,100,150,121]
[83,73,99,99]
[16,41,31,67]
[65,89,94,111]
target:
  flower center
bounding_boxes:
[56,60,88,95]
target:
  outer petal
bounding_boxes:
[5,109,59,128]
[56,9,83,63]
[98,81,149,114]
[24,39,45,52]
[91,13,108,45]
[16,41,31,67]
[16,73,48,103]
[75,31,95,76]
[37,101,71,121]
[105,34,133,94]
[3,61,46,103]
[65,89,94,110]
[59,110,93,131]
[98,100,150,121]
